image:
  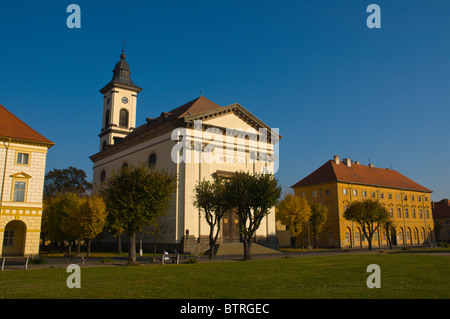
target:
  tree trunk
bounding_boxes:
[76,237,81,255]
[117,234,122,254]
[87,239,91,257]
[368,234,373,250]
[243,239,252,260]
[127,232,136,265]
[209,228,215,260]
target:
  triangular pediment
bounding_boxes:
[183,103,281,142]
[10,172,32,179]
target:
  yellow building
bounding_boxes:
[287,155,434,249]
[0,104,54,257]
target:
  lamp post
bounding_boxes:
[307,221,311,251]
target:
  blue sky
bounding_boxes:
[1,0,449,200]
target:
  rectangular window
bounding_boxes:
[13,181,26,202]
[397,208,402,218]
[16,152,29,165]
[388,193,392,199]
[412,209,416,218]
[325,189,330,196]
[389,207,393,218]
[396,194,400,200]
[3,230,14,246]
[380,193,384,199]
[419,209,423,218]
[372,192,376,198]
[405,208,409,218]
[362,191,367,197]
[411,195,414,201]
[353,189,357,196]
[343,189,348,195]
[312,191,318,198]
[418,196,422,202]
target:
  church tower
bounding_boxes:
[99,50,142,151]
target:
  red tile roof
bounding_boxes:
[291,159,432,193]
[432,199,450,218]
[124,96,221,140]
[0,104,54,146]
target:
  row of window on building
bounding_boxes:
[344,227,429,243]
[342,204,431,219]
[341,188,429,202]
[303,188,429,202]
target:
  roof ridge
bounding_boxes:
[0,104,54,145]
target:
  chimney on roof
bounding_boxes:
[343,158,351,167]
[369,163,374,168]
[355,161,360,165]
[333,155,340,165]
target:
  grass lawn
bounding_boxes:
[0,253,449,299]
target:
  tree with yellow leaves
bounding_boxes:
[276,194,311,248]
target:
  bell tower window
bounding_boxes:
[119,109,129,128]
[105,109,110,129]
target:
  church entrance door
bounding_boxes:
[222,210,240,243]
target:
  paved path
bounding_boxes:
[2,247,448,271]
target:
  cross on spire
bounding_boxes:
[122,39,127,51]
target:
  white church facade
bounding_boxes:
[90,51,280,254]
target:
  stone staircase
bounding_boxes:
[214,243,281,256]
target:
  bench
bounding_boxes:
[1,257,29,271]
[64,255,85,265]
[161,253,179,265]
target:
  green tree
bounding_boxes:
[309,203,328,248]
[383,219,396,249]
[42,196,68,252]
[101,163,177,265]
[343,199,390,250]
[77,195,108,256]
[45,192,80,254]
[225,172,282,260]
[276,194,311,248]
[44,166,92,199]
[194,178,232,259]
[434,220,442,243]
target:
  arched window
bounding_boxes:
[119,109,129,128]
[100,170,106,183]
[105,109,110,128]
[102,141,107,151]
[148,153,157,168]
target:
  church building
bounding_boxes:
[90,51,280,253]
